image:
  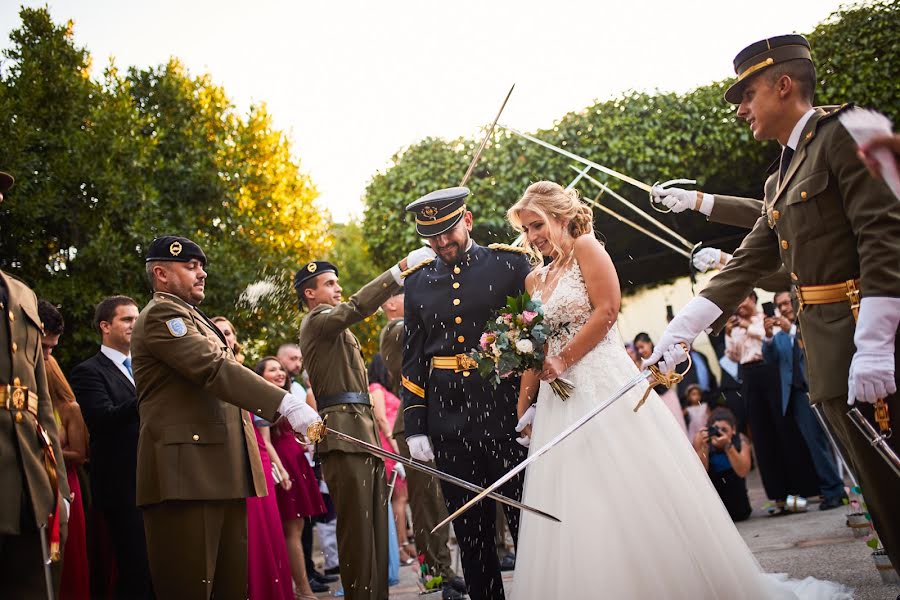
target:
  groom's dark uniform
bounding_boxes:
[401,187,532,600]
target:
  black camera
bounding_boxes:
[707,424,722,439]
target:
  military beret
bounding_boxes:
[724,34,812,104]
[405,187,469,237]
[293,261,338,290]
[145,236,207,265]
[0,171,14,194]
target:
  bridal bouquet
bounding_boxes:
[469,292,574,400]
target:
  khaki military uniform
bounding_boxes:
[380,317,454,581]
[132,291,285,600]
[300,269,400,600]
[0,271,70,597]
[700,106,900,567]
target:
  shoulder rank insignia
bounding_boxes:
[401,257,435,279]
[488,243,529,255]
[166,318,188,337]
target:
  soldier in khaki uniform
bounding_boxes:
[648,35,900,571]
[379,295,465,600]
[133,236,320,600]
[295,250,429,600]
[0,171,71,598]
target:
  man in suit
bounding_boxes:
[762,290,846,510]
[70,295,155,598]
[402,187,533,600]
[131,236,321,600]
[649,35,900,568]
[677,346,718,407]
[0,171,71,597]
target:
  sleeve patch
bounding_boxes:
[166,318,188,337]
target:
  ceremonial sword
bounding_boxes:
[459,84,516,187]
[431,357,690,533]
[306,422,560,523]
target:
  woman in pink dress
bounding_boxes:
[367,354,413,564]
[255,357,326,600]
[634,332,689,437]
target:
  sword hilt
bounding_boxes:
[649,179,698,214]
[307,420,327,443]
[634,343,692,412]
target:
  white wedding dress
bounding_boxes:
[512,261,851,599]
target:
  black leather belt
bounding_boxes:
[317,391,371,410]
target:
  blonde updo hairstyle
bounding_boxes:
[507,181,594,260]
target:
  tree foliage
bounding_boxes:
[0,7,330,368]
[362,1,900,289]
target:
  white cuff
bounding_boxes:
[389,264,403,286]
[699,193,715,217]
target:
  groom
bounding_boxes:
[401,187,533,600]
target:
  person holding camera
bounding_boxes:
[694,408,753,522]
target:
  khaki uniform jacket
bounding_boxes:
[379,317,404,436]
[300,270,400,454]
[131,292,285,506]
[0,271,69,534]
[700,106,900,402]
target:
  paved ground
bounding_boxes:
[314,468,900,598]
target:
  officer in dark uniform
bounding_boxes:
[401,187,533,600]
[0,171,71,598]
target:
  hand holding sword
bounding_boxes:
[429,346,692,533]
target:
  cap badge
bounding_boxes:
[307,263,317,273]
[169,241,183,257]
[421,206,439,219]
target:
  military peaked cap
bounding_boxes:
[0,171,14,194]
[724,34,812,104]
[293,261,338,291]
[405,187,469,237]
[145,236,207,265]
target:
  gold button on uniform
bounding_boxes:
[15,412,24,423]
[800,191,807,199]
[13,377,20,386]
[457,336,465,343]
[462,371,470,377]
[11,342,16,353]
[452,282,460,289]
[7,311,13,322]
[781,240,789,250]
[454,316,462,324]
[790,272,799,281]
[453,267,461,274]
[453,299,460,306]
[192,434,200,441]
[772,210,780,220]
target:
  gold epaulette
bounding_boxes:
[818,103,852,122]
[401,258,434,279]
[488,243,529,254]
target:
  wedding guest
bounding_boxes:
[694,408,753,522]
[683,383,709,443]
[39,300,90,600]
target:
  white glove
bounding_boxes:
[692,248,731,273]
[515,405,536,448]
[407,434,435,461]
[62,498,70,521]
[643,297,723,372]
[651,185,715,216]
[393,463,407,479]
[279,393,322,442]
[391,245,437,284]
[848,297,900,405]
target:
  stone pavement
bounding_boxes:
[315,468,899,599]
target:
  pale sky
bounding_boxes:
[1,0,846,222]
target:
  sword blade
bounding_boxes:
[431,369,651,533]
[460,84,515,187]
[322,427,560,523]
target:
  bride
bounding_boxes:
[507,181,850,599]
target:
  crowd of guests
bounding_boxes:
[624,290,848,525]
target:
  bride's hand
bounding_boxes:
[540,356,567,381]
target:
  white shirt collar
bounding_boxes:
[786,108,817,151]
[101,345,130,364]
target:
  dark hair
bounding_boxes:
[773,290,792,302]
[93,295,138,334]
[37,300,64,336]
[707,407,738,430]
[367,353,391,388]
[297,277,320,310]
[765,58,816,104]
[746,290,758,303]
[633,332,653,348]
[254,356,290,391]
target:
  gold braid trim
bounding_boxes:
[488,243,529,254]
[401,258,435,279]
[402,376,426,398]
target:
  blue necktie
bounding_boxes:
[123,357,133,377]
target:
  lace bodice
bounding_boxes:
[533,260,620,359]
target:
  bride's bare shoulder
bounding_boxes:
[573,233,607,258]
